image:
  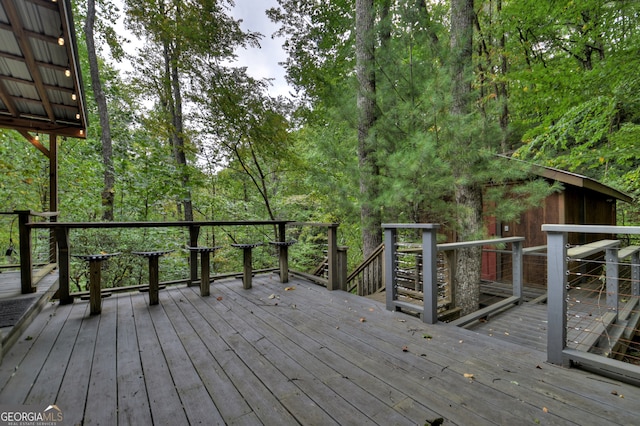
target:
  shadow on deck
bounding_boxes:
[1,273,639,425]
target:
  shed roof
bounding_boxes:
[499,155,633,204]
[533,164,633,203]
[0,0,86,139]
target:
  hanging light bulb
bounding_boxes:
[71,93,77,101]
[76,113,80,120]
[58,37,64,46]
[64,69,71,77]
[34,132,40,141]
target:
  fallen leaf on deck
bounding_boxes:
[611,390,618,395]
[396,319,406,323]
[459,340,464,344]
[542,407,548,413]
[268,294,276,299]
[402,345,409,352]
[369,307,375,312]
[284,286,296,291]
[216,296,223,301]
[359,317,366,322]
[463,373,474,380]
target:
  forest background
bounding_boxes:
[2,0,640,293]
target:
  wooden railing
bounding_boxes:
[543,224,640,386]
[346,243,384,295]
[383,223,525,324]
[2,210,59,294]
[22,220,346,309]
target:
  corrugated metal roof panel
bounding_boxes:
[0,0,86,138]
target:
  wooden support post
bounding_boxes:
[49,134,58,263]
[278,223,288,283]
[16,210,34,294]
[200,250,211,296]
[55,226,72,304]
[89,259,102,315]
[242,247,252,290]
[327,224,339,290]
[188,225,200,286]
[337,246,348,291]
[422,227,438,324]
[148,256,160,305]
[512,240,523,302]
[384,227,398,311]
[606,248,619,321]
[632,252,640,297]
[546,230,568,366]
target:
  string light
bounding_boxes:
[34,132,40,141]
[64,69,71,77]
[75,113,80,120]
[71,93,77,101]
[58,37,64,46]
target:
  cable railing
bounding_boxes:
[544,225,640,386]
[382,223,525,325]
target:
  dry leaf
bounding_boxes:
[368,307,375,312]
[542,407,548,413]
[402,345,409,352]
[216,296,223,301]
[359,317,366,322]
[268,294,276,299]
[463,373,474,380]
[611,390,618,396]
[284,286,296,291]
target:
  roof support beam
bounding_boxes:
[18,129,50,157]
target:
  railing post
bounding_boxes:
[422,226,438,324]
[16,210,34,294]
[55,226,72,304]
[632,251,640,297]
[327,224,339,290]
[278,223,289,283]
[188,224,200,286]
[606,247,619,321]
[337,246,348,291]
[512,240,523,302]
[384,226,398,311]
[546,230,568,366]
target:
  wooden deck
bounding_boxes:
[1,274,639,425]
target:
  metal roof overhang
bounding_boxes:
[0,0,87,140]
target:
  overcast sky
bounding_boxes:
[231,0,289,97]
[112,0,289,97]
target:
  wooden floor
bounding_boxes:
[1,274,640,425]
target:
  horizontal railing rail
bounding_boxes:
[20,219,346,311]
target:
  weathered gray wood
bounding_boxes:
[450,296,520,327]
[4,275,640,425]
[146,291,225,425]
[83,301,117,426]
[88,260,102,314]
[547,231,568,366]
[116,295,152,426]
[130,294,189,425]
[566,239,619,259]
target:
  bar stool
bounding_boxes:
[186,246,221,296]
[132,250,173,305]
[231,243,263,289]
[73,252,120,315]
[268,240,296,283]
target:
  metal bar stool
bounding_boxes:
[132,250,173,305]
[231,243,263,289]
[268,240,296,283]
[186,246,221,296]
[73,253,120,315]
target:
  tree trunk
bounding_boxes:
[450,0,483,316]
[356,0,382,256]
[85,0,115,221]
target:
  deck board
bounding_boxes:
[1,274,640,425]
